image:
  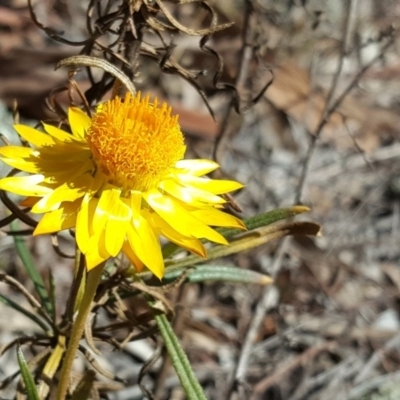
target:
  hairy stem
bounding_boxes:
[56,263,104,400]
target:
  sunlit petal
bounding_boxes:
[0,146,34,159]
[69,107,91,139]
[191,208,246,229]
[31,186,80,213]
[127,192,164,278]
[143,209,206,258]
[93,188,120,238]
[105,197,131,257]
[43,124,75,142]
[159,179,225,205]
[175,159,219,176]
[14,125,55,147]
[145,189,228,244]
[34,200,80,234]
[31,174,92,213]
[0,151,40,173]
[176,174,244,194]
[31,192,60,213]
[88,227,109,260]
[76,195,97,253]
[85,240,109,270]
[0,175,51,196]
[126,221,164,279]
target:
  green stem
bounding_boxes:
[56,263,105,400]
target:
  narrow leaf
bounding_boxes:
[155,313,207,400]
[48,267,57,322]
[11,221,54,317]
[163,221,321,271]
[0,293,49,333]
[17,345,40,400]
[160,265,273,285]
[219,205,311,239]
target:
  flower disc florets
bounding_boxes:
[87,93,185,192]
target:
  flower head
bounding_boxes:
[0,92,245,278]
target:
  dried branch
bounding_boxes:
[295,0,394,203]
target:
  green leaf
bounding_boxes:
[0,293,49,333]
[47,267,57,322]
[11,221,54,317]
[163,221,321,271]
[17,345,40,400]
[155,313,207,400]
[219,205,311,239]
[159,264,273,285]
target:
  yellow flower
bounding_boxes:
[0,92,245,278]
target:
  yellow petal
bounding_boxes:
[1,159,39,174]
[126,223,164,279]
[0,175,51,196]
[144,189,228,245]
[14,125,55,147]
[37,145,91,178]
[126,195,164,278]
[191,208,246,229]
[87,227,110,262]
[122,242,145,273]
[42,159,94,185]
[176,174,243,194]
[0,146,39,173]
[159,179,225,206]
[39,142,89,157]
[130,191,142,215]
[43,123,76,142]
[31,174,92,213]
[31,192,59,213]
[76,195,97,253]
[85,243,109,270]
[105,197,131,257]
[0,146,34,159]
[92,188,120,238]
[144,209,206,258]
[68,107,91,140]
[175,159,219,176]
[34,200,80,234]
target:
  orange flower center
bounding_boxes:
[86,92,185,192]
